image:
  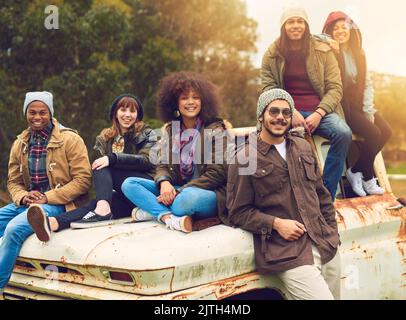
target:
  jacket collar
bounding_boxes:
[267,36,331,59]
[17,118,69,148]
[257,132,295,156]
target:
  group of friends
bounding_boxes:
[0,8,391,300]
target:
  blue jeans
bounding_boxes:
[121,178,218,221]
[0,203,65,288]
[301,111,352,199]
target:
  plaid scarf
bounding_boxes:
[172,118,203,181]
[28,122,53,192]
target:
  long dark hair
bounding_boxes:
[324,19,363,56]
[100,97,144,140]
[325,18,366,109]
[156,71,222,125]
[277,22,311,58]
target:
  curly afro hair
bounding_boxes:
[156,71,222,124]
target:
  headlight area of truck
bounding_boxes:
[102,270,135,286]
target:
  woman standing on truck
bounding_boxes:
[121,71,229,233]
[28,94,157,241]
[322,11,392,197]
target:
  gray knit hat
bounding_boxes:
[257,88,295,131]
[280,7,309,28]
[23,91,54,116]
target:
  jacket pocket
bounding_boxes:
[252,164,286,197]
[318,216,340,249]
[301,155,318,181]
[263,237,300,263]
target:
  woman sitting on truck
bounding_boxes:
[322,11,392,197]
[121,71,229,233]
[28,94,157,241]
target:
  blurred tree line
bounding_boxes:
[372,72,406,163]
[0,0,259,191]
[0,0,404,197]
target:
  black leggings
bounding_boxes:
[55,167,152,231]
[347,112,392,180]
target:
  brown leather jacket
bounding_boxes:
[225,132,339,274]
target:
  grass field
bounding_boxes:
[390,179,406,198]
[386,161,406,197]
[386,161,406,174]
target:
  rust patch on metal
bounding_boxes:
[335,211,346,229]
[335,194,406,234]
[170,273,261,300]
[362,249,373,260]
[350,241,361,251]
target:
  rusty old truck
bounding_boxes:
[4,127,406,300]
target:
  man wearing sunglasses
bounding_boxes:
[260,7,352,200]
[225,89,341,300]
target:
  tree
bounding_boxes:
[0,0,258,190]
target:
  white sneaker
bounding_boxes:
[346,168,366,197]
[131,207,154,222]
[164,215,193,233]
[362,177,385,195]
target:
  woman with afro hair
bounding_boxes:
[122,71,229,233]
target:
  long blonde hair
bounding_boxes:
[100,96,144,141]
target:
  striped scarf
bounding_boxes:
[172,118,203,181]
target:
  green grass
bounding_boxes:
[386,162,406,174]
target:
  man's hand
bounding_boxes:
[292,110,310,134]
[31,194,48,204]
[305,112,322,134]
[157,181,177,206]
[22,191,47,205]
[273,217,307,241]
[92,156,109,170]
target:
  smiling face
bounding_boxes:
[260,99,292,138]
[116,105,138,134]
[178,89,202,122]
[284,17,306,41]
[332,19,351,45]
[26,101,51,131]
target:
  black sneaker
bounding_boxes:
[70,211,113,229]
[27,204,52,242]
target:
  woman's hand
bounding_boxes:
[92,156,109,170]
[328,38,340,53]
[158,181,177,206]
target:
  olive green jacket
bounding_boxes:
[260,37,344,118]
[154,120,229,218]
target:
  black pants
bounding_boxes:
[347,112,392,180]
[55,167,152,231]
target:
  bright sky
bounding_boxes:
[245,0,406,77]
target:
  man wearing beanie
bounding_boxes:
[0,91,92,298]
[225,88,341,300]
[260,6,352,200]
